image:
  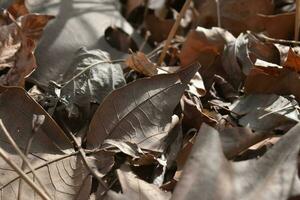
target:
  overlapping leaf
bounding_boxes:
[87,64,199,152]
[0,86,113,199]
[172,123,300,200]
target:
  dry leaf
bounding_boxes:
[0,1,53,86]
[283,48,300,72]
[195,0,274,36]
[244,66,300,102]
[172,123,300,200]
[180,27,235,66]
[0,86,114,199]
[87,64,199,152]
[145,13,175,43]
[104,26,138,53]
[125,52,158,76]
[105,165,171,200]
[230,94,299,132]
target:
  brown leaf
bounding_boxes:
[144,13,175,43]
[244,66,300,102]
[0,4,53,86]
[172,123,300,200]
[218,126,272,158]
[125,52,158,76]
[283,48,300,72]
[18,14,55,40]
[0,86,114,199]
[259,12,295,39]
[105,165,171,200]
[7,0,29,19]
[179,27,235,67]
[195,0,274,36]
[104,26,138,53]
[87,64,199,152]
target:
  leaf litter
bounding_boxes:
[0,0,300,199]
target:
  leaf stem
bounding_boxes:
[157,0,193,66]
[295,0,300,41]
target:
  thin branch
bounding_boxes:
[157,0,193,65]
[256,33,300,46]
[295,0,300,41]
[0,120,51,199]
[215,0,221,27]
[0,146,106,190]
[0,147,50,200]
[67,132,109,190]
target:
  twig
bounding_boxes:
[0,147,50,200]
[295,0,300,41]
[2,148,107,189]
[62,122,109,190]
[215,0,221,27]
[0,120,51,200]
[256,33,300,46]
[157,0,193,65]
[208,101,241,116]
[139,30,150,51]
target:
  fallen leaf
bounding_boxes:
[104,26,138,53]
[194,0,274,36]
[0,1,53,86]
[230,94,299,132]
[0,86,114,199]
[144,13,175,43]
[27,0,135,88]
[172,123,300,200]
[259,12,295,39]
[283,48,300,72]
[87,64,199,152]
[244,66,300,102]
[125,51,158,76]
[179,27,235,66]
[60,47,126,119]
[105,165,171,200]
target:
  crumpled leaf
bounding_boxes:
[283,48,300,72]
[235,32,280,75]
[180,27,235,66]
[0,1,53,86]
[125,52,158,76]
[172,123,300,200]
[0,86,114,199]
[105,165,171,200]
[87,64,199,152]
[60,47,126,119]
[230,94,299,132]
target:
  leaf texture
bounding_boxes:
[87,64,199,152]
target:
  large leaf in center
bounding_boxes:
[87,64,199,152]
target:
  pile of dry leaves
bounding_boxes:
[0,0,300,199]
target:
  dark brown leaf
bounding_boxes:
[87,64,199,152]
[105,165,171,200]
[104,26,138,53]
